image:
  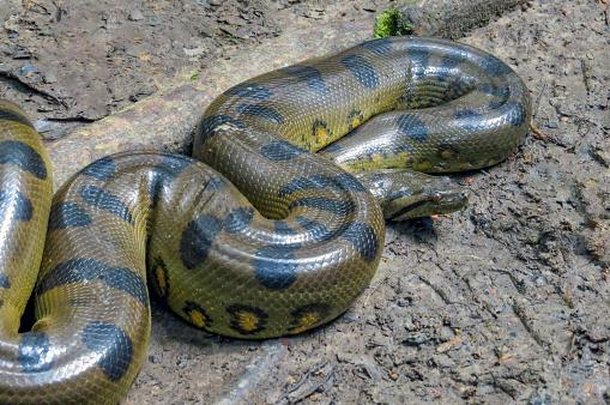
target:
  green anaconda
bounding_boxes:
[0,36,530,404]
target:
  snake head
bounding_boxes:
[356,169,469,221]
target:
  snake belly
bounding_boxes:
[0,36,530,404]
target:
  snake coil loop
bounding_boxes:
[0,37,529,404]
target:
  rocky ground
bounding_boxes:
[0,0,608,404]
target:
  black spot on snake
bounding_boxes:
[36,258,148,305]
[486,99,505,111]
[290,196,355,216]
[0,108,33,128]
[198,114,246,141]
[18,331,53,373]
[455,109,483,132]
[148,171,168,206]
[225,83,272,100]
[236,103,285,125]
[206,175,225,191]
[278,177,312,197]
[158,154,194,175]
[224,207,255,234]
[183,301,212,329]
[295,216,332,242]
[253,245,299,290]
[82,156,116,180]
[360,37,393,55]
[437,55,461,81]
[226,304,268,335]
[342,222,379,262]
[397,114,429,142]
[407,48,431,73]
[80,185,133,224]
[48,201,91,230]
[81,321,133,382]
[335,173,367,192]
[479,83,509,99]
[259,140,304,161]
[0,140,47,179]
[0,189,33,222]
[274,221,296,236]
[480,55,513,76]
[341,54,379,89]
[439,54,461,71]
[148,155,194,205]
[282,65,327,94]
[180,214,223,269]
[0,273,9,289]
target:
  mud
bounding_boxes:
[1,0,608,404]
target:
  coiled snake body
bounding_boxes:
[0,37,530,404]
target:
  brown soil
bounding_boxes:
[1,0,608,404]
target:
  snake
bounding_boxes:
[0,36,530,404]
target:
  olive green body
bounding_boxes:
[0,37,530,404]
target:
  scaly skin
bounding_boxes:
[0,36,529,404]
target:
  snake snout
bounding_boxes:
[384,181,469,221]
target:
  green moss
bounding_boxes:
[189,71,200,81]
[373,7,414,38]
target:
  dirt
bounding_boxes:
[1,0,609,404]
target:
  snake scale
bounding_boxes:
[0,36,530,404]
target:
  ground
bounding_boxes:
[0,0,608,404]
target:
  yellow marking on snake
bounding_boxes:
[313,121,331,145]
[188,309,209,329]
[235,310,260,333]
[154,266,168,297]
[291,312,322,334]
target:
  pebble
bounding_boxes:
[128,9,144,21]
[44,71,57,83]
